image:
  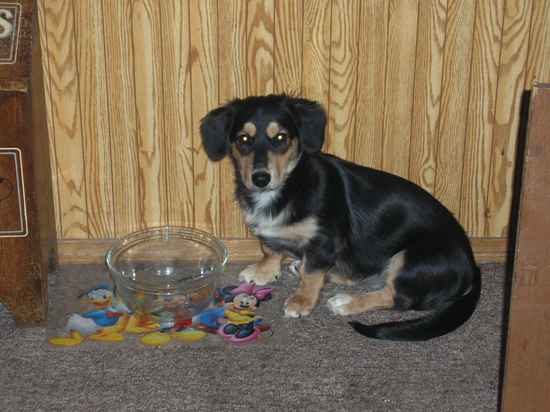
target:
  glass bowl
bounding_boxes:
[105,226,228,327]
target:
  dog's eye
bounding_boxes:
[236,134,253,146]
[271,133,288,146]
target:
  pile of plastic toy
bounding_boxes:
[48,282,273,347]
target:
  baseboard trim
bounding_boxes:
[470,237,509,264]
[58,237,508,265]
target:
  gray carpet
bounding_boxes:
[0,263,506,411]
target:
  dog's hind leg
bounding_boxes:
[328,272,356,286]
[327,289,395,316]
[327,261,356,286]
[239,243,283,285]
[327,251,404,316]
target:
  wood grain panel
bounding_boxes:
[353,0,389,168]
[409,0,446,193]
[274,0,303,95]
[326,0,359,159]
[37,0,61,237]
[434,0,476,217]
[524,1,550,87]
[246,0,274,95]
[486,0,533,237]
[460,0,505,236]
[159,0,194,229]
[101,0,140,237]
[35,0,550,243]
[190,0,219,234]
[302,0,331,114]
[73,0,114,238]
[40,0,87,238]
[218,0,247,238]
[381,0,419,178]
[131,0,167,229]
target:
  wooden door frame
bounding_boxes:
[0,0,56,324]
[500,82,550,412]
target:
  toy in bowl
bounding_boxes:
[105,226,228,329]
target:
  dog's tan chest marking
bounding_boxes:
[245,202,318,245]
[272,216,318,243]
[251,215,318,244]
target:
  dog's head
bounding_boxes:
[200,95,326,191]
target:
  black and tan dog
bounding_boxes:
[200,94,481,341]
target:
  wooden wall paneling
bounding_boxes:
[218,0,247,238]
[501,82,550,412]
[302,0,331,114]
[246,0,274,95]
[353,0,389,168]
[40,0,87,238]
[35,0,550,241]
[101,0,140,237]
[326,0,360,159]
[160,0,194,229]
[524,0,550,87]
[459,0,505,236]
[274,0,303,95]
[408,0,446,193]
[37,0,61,237]
[433,0,476,218]
[486,0,533,237]
[190,0,219,235]
[131,0,167,229]
[73,0,114,238]
[381,0,419,178]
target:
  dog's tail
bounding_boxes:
[349,267,481,341]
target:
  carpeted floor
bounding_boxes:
[0,263,507,411]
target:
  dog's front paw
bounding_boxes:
[238,264,280,286]
[327,294,353,316]
[284,293,316,318]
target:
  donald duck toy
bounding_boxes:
[49,284,157,346]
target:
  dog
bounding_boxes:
[200,94,481,341]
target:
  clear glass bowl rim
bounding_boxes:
[105,225,229,294]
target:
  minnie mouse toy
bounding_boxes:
[216,282,273,345]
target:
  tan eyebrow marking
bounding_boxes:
[239,122,257,137]
[266,121,282,138]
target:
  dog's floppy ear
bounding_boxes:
[200,103,235,161]
[285,97,326,153]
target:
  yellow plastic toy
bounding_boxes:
[140,329,208,347]
[49,285,134,346]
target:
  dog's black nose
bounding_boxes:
[252,171,271,188]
